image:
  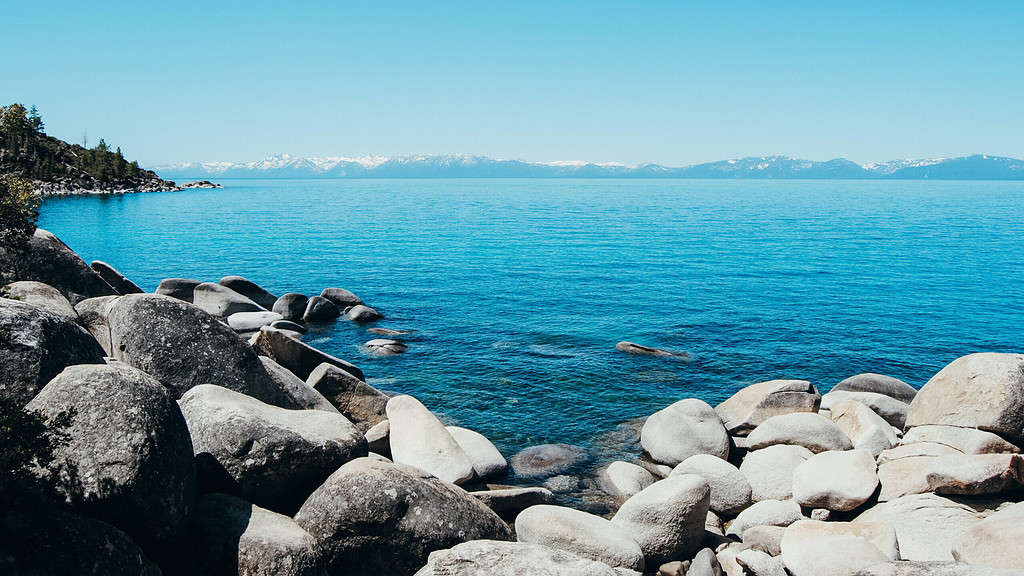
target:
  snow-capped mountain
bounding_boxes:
[151,154,1024,180]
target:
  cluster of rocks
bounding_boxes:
[2,228,1023,576]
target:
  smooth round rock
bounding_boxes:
[3,280,78,322]
[387,395,475,484]
[270,319,307,333]
[258,356,338,413]
[294,457,511,576]
[739,444,813,501]
[715,379,821,434]
[364,338,408,356]
[272,293,309,321]
[743,525,786,556]
[470,487,555,515]
[74,295,119,355]
[345,304,383,322]
[822,390,909,428]
[447,425,508,480]
[746,412,853,453]
[671,453,752,514]
[736,549,787,576]
[414,539,626,576]
[516,504,645,571]
[640,398,730,466]
[598,460,657,498]
[611,474,711,566]
[227,310,283,331]
[155,277,201,302]
[833,373,918,403]
[193,281,264,316]
[792,449,879,511]
[26,363,195,554]
[219,275,278,310]
[320,287,363,307]
[302,295,340,323]
[510,444,588,478]
[179,384,367,513]
[727,499,804,538]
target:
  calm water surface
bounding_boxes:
[39,179,1024,466]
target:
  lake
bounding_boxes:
[38,178,1024,467]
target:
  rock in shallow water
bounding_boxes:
[156,277,201,302]
[447,425,508,480]
[227,310,283,331]
[615,341,688,358]
[294,457,511,576]
[387,395,475,484]
[302,295,339,323]
[510,443,589,478]
[320,287,363,307]
[345,303,383,322]
[515,504,645,571]
[640,398,730,466]
[272,292,309,321]
[219,275,278,309]
[364,338,408,356]
[470,486,554,515]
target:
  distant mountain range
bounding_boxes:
[151,154,1024,180]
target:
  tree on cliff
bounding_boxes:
[0,174,38,251]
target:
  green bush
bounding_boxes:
[0,174,38,251]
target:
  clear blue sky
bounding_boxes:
[3,1,1022,166]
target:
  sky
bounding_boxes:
[3,1,1023,167]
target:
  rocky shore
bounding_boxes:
[2,228,1023,575]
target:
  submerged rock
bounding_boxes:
[615,341,689,359]
[715,379,821,434]
[369,327,415,336]
[510,443,589,478]
[364,338,408,356]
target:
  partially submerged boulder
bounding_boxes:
[610,474,711,566]
[303,295,339,323]
[307,362,387,431]
[179,384,366,514]
[91,260,144,295]
[272,292,309,321]
[510,443,588,478]
[3,280,78,322]
[294,457,511,576]
[253,325,364,381]
[640,398,730,465]
[345,303,383,322]
[671,453,752,514]
[320,287,363,308]
[615,341,686,358]
[26,363,195,554]
[715,379,821,434]
[792,449,878,511]
[219,275,278,309]
[386,395,475,484]
[516,505,645,571]
[745,412,853,453]
[365,338,408,356]
[0,297,104,405]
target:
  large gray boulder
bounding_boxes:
[447,425,508,480]
[3,280,78,322]
[0,510,160,576]
[193,282,265,317]
[470,486,554,515]
[877,453,1024,501]
[91,260,144,294]
[179,384,366,514]
[611,474,711,566]
[320,287,363,307]
[219,275,278,309]
[902,424,1021,454]
[951,501,1024,571]
[364,338,408,356]
[386,395,475,484]
[0,297,104,405]
[821,390,909,428]
[781,520,899,576]
[107,294,301,407]
[294,457,511,576]
[510,443,588,478]
[307,362,386,431]
[345,303,383,322]
[187,493,325,576]
[259,356,338,413]
[253,325,365,381]
[906,353,1024,442]
[726,499,804,539]
[516,505,645,571]
[715,379,821,434]
[272,293,308,321]
[415,540,633,576]
[854,493,982,562]
[598,460,656,498]
[155,277,201,302]
[746,412,853,453]
[25,363,195,554]
[640,399,730,465]
[671,454,751,514]
[739,444,813,501]
[302,295,339,323]
[833,373,918,403]
[74,295,119,355]
[831,399,898,457]
[0,227,116,303]
[792,449,878,511]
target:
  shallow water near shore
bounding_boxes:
[39,179,1024,472]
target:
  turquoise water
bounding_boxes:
[39,179,1024,463]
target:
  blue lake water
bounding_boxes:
[38,179,1024,466]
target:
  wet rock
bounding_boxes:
[745,412,853,453]
[739,444,813,501]
[253,325,364,381]
[877,453,1023,501]
[671,454,752,514]
[510,443,589,478]
[854,493,982,561]
[180,384,366,514]
[219,275,278,309]
[258,356,338,413]
[906,353,1024,442]
[272,293,309,321]
[640,398,730,466]
[615,341,687,358]
[726,499,804,539]
[470,486,555,515]
[792,449,878,511]
[0,227,117,303]
[414,540,628,576]
[951,501,1024,570]
[516,504,645,571]
[91,260,144,295]
[294,457,511,576]
[833,373,918,403]
[193,282,264,317]
[26,363,195,554]
[155,277,201,302]
[781,520,899,576]
[302,295,339,323]
[345,303,383,322]
[822,390,909,428]
[74,295,119,355]
[320,287,363,308]
[307,362,387,431]
[598,460,656,498]
[108,294,301,407]
[187,493,325,576]
[544,474,580,493]
[365,338,408,356]
[227,310,283,331]
[0,297,104,405]
[611,474,711,566]
[447,425,508,480]
[715,379,821,434]
[3,280,78,322]
[387,395,475,484]
[901,424,1020,454]
[831,399,898,457]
